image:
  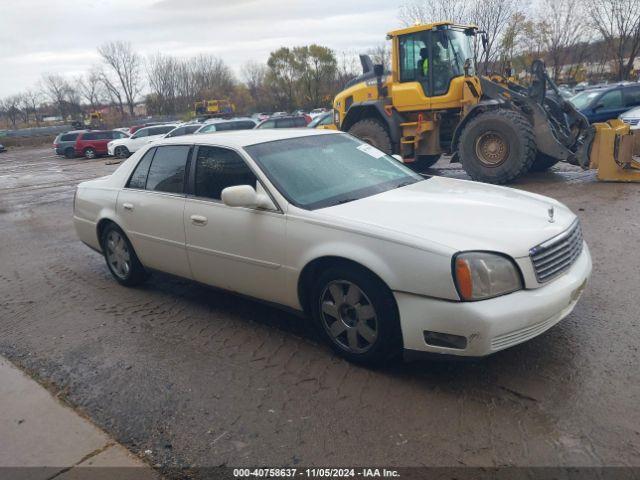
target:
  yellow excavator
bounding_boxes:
[333,21,640,183]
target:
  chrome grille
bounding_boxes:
[530,220,583,283]
[623,118,640,126]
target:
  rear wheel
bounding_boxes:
[64,148,75,159]
[114,146,130,159]
[101,223,147,287]
[348,118,393,154]
[530,152,561,172]
[311,265,402,366]
[458,109,535,184]
[83,147,97,159]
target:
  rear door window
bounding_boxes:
[258,120,276,129]
[624,86,640,107]
[599,90,623,109]
[149,126,176,136]
[276,118,294,128]
[60,133,79,142]
[127,148,156,189]
[145,145,190,194]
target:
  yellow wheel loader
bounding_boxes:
[333,22,640,183]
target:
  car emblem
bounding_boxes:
[548,206,555,223]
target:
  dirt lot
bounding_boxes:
[1,146,639,473]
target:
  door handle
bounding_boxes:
[190,214,208,226]
[122,202,134,211]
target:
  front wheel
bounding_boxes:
[114,146,130,159]
[312,265,402,365]
[458,109,536,184]
[347,118,393,154]
[101,223,147,286]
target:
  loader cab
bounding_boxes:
[390,23,477,110]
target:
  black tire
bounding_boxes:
[83,147,97,159]
[311,264,402,366]
[348,118,393,154]
[530,152,560,172]
[458,109,535,184]
[64,148,75,159]
[100,223,147,287]
[407,154,440,172]
[114,146,130,159]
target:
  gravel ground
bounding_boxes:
[1,147,639,473]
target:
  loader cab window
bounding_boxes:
[398,28,475,97]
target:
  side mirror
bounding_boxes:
[221,185,275,210]
[392,154,404,163]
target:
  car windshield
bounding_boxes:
[244,134,424,210]
[308,113,331,128]
[570,90,601,110]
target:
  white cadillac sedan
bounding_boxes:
[74,129,592,365]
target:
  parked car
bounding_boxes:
[307,111,337,130]
[252,112,270,122]
[107,124,178,158]
[309,108,329,118]
[75,130,130,159]
[255,116,309,129]
[619,105,640,129]
[272,111,288,117]
[53,130,88,158]
[0,143,5,153]
[570,83,640,123]
[196,118,257,134]
[161,124,202,139]
[74,129,591,365]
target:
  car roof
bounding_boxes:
[154,127,340,148]
[203,117,256,124]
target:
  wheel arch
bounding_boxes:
[96,217,126,251]
[297,255,396,316]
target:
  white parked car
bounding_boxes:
[619,106,640,129]
[74,130,591,365]
[195,118,257,134]
[107,124,178,158]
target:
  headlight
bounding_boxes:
[453,252,522,301]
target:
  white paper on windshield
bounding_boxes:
[357,143,386,159]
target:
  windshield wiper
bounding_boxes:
[333,198,359,205]
[395,181,414,189]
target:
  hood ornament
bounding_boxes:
[548,206,555,223]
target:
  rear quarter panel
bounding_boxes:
[73,180,120,251]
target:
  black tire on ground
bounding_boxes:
[83,147,97,159]
[64,148,75,159]
[458,109,536,184]
[311,264,402,366]
[407,154,440,172]
[530,152,561,172]
[114,146,130,159]
[100,223,147,287]
[347,118,393,154]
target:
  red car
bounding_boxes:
[75,130,129,159]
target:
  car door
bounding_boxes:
[590,89,624,122]
[116,145,192,279]
[128,128,150,151]
[183,145,287,304]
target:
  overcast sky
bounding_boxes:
[0,0,407,98]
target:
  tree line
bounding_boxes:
[2,0,640,129]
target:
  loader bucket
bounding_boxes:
[590,119,640,182]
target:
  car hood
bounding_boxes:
[317,176,576,257]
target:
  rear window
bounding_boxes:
[60,133,79,142]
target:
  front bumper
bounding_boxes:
[107,144,115,156]
[397,243,592,357]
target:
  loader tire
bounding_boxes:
[458,109,536,184]
[530,152,561,172]
[348,118,393,154]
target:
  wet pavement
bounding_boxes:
[1,147,639,473]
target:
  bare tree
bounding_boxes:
[77,70,104,110]
[588,0,640,80]
[472,0,521,68]
[98,41,142,116]
[367,44,391,71]
[146,53,182,114]
[41,74,71,118]
[399,0,470,25]
[537,0,585,81]
[0,96,21,128]
[22,90,42,126]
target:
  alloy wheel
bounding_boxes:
[105,230,131,280]
[319,280,378,354]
